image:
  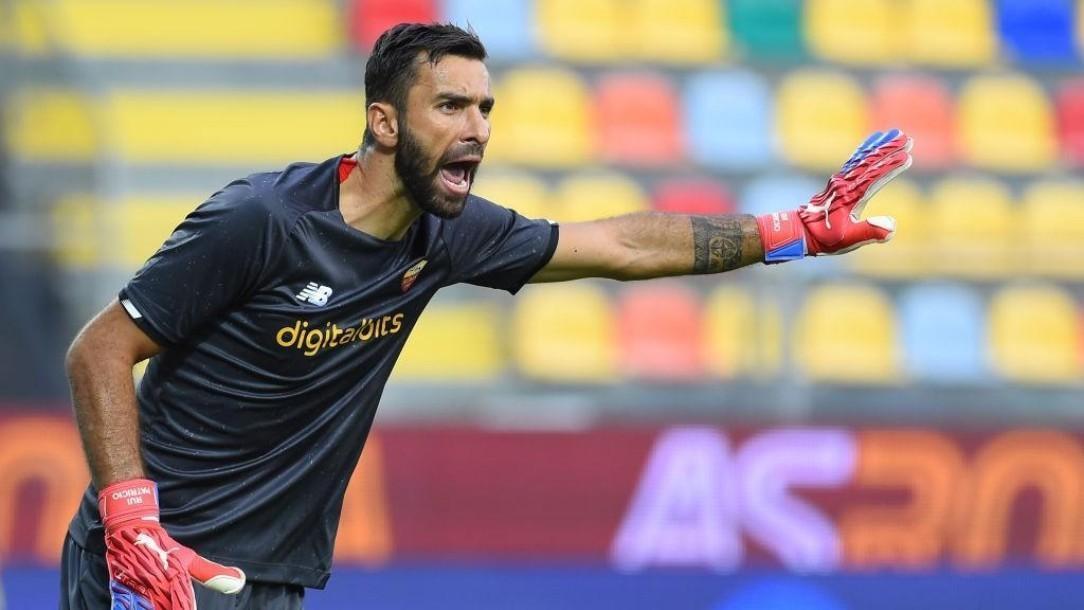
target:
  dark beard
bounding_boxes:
[395,125,471,219]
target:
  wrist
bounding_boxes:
[99,478,159,529]
[755,211,807,264]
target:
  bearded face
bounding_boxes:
[394,120,482,219]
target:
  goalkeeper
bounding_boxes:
[60,22,911,610]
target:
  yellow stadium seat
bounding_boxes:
[393,301,502,381]
[632,0,725,64]
[957,74,1056,173]
[487,68,592,168]
[50,196,101,268]
[805,0,900,65]
[990,285,1081,383]
[794,284,900,384]
[105,90,364,165]
[9,0,52,56]
[903,0,995,67]
[112,198,198,268]
[703,286,782,379]
[535,0,627,62]
[775,70,869,171]
[44,0,342,59]
[928,177,1016,279]
[512,283,617,382]
[848,178,929,278]
[471,172,553,221]
[5,89,97,162]
[551,173,648,223]
[1022,180,1084,279]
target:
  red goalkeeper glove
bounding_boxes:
[757,129,913,262]
[99,478,245,609]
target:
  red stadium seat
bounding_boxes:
[1056,79,1084,166]
[652,179,734,215]
[594,72,683,166]
[348,0,437,51]
[616,282,704,380]
[871,75,956,169]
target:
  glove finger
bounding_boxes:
[842,131,883,171]
[850,145,912,220]
[188,554,246,595]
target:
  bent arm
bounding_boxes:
[530,212,764,283]
[66,299,161,488]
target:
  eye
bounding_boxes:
[439,101,459,112]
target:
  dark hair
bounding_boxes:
[362,23,487,147]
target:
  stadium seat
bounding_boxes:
[846,178,929,278]
[739,173,822,218]
[805,0,900,65]
[105,90,365,166]
[594,72,683,166]
[5,88,97,162]
[471,172,552,221]
[899,284,986,381]
[551,173,648,223]
[870,75,956,169]
[512,283,617,382]
[349,0,436,51]
[775,70,869,171]
[48,0,342,59]
[1056,79,1084,165]
[989,284,1081,383]
[631,0,726,64]
[996,0,1076,64]
[794,284,900,384]
[728,0,805,61]
[50,196,101,268]
[904,0,996,67]
[8,0,51,56]
[486,67,592,167]
[112,197,200,268]
[393,301,502,381]
[616,282,704,380]
[957,74,1057,172]
[928,177,1016,279]
[703,286,782,378]
[684,70,774,170]
[444,0,535,61]
[534,0,627,62]
[652,179,734,215]
[1021,180,1084,278]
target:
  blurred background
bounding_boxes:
[2,0,1084,608]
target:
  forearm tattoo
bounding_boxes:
[691,216,747,274]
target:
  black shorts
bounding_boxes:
[59,533,305,609]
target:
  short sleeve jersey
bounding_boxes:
[68,153,559,588]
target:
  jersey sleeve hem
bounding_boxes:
[507,221,560,295]
[117,288,177,347]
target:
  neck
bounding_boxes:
[339,147,423,241]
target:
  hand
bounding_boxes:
[100,479,245,609]
[757,129,913,262]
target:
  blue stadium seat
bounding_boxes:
[899,284,987,382]
[996,0,1075,64]
[684,71,774,169]
[444,0,535,61]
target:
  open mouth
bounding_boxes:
[438,160,478,197]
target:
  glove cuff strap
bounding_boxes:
[756,211,806,264]
[99,478,159,528]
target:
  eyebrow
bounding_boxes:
[436,92,495,109]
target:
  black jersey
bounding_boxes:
[68,153,559,587]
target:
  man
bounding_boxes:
[61,23,911,610]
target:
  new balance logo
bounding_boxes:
[296,282,333,306]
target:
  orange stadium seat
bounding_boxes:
[349,0,436,51]
[1056,79,1084,166]
[703,286,782,378]
[535,0,627,62]
[551,173,648,223]
[928,177,1016,279]
[794,284,900,384]
[871,75,956,169]
[594,72,683,167]
[471,172,553,221]
[512,283,617,382]
[957,74,1057,172]
[1021,180,1084,279]
[631,0,726,64]
[805,0,900,65]
[486,67,592,167]
[652,179,734,215]
[903,0,996,67]
[776,70,869,171]
[846,178,928,278]
[393,301,502,381]
[989,284,1081,383]
[616,282,704,380]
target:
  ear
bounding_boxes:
[366,102,399,148]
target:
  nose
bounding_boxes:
[462,106,490,146]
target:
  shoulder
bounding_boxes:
[440,194,516,232]
[217,156,341,230]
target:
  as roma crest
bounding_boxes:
[401,259,428,292]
